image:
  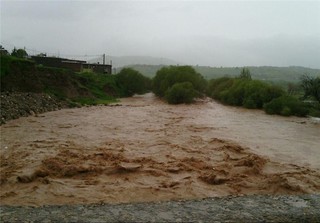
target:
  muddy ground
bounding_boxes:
[0,93,319,206]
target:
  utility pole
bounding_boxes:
[103,54,106,65]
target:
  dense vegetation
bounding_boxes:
[300,75,320,103]
[207,76,284,109]
[206,69,320,117]
[152,66,207,104]
[263,96,309,117]
[123,64,320,84]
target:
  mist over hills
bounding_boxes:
[80,54,320,83]
[94,55,180,68]
[117,62,320,84]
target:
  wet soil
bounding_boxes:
[0,93,319,206]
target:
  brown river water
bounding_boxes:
[0,93,319,206]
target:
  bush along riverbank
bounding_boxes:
[205,70,320,117]
[151,65,320,117]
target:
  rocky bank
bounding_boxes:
[0,92,68,125]
[1,194,319,222]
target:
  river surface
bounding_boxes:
[191,97,320,170]
[0,93,319,206]
[121,93,320,169]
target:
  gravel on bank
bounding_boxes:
[1,194,319,222]
[0,92,67,125]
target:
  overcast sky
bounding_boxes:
[1,0,320,68]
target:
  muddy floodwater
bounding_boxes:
[1,93,319,206]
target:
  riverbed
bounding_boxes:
[0,93,319,206]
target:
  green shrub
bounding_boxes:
[165,82,198,104]
[207,77,285,109]
[263,96,309,117]
[300,75,320,103]
[153,66,207,99]
[280,106,291,116]
[243,98,256,109]
[309,108,320,117]
[116,68,151,97]
[206,77,234,99]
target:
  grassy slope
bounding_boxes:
[0,55,120,105]
[74,72,121,105]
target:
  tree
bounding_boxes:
[300,74,320,103]
[239,67,252,80]
[152,65,207,98]
[116,68,151,97]
[0,45,9,56]
[11,47,28,58]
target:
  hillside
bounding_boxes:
[0,55,121,123]
[1,55,120,102]
[121,64,320,83]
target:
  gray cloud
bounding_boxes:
[1,1,320,68]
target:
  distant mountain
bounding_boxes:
[97,56,180,68]
[194,66,320,83]
[86,54,320,83]
[122,64,320,84]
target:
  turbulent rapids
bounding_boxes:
[0,93,319,206]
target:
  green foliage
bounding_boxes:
[207,77,285,109]
[0,55,35,78]
[239,67,252,80]
[165,82,198,104]
[116,68,151,97]
[300,74,320,103]
[243,80,284,108]
[1,57,120,105]
[126,64,320,84]
[152,66,207,100]
[286,82,301,96]
[206,77,234,99]
[263,96,309,117]
[219,79,247,106]
[308,102,320,117]
[75,71,120,104]
[11,47,28,58]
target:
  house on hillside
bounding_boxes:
[31,56,112,74]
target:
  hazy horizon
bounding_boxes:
[1,1,320,69]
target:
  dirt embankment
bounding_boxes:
[0,92,68,124]
[0,94,319,206]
